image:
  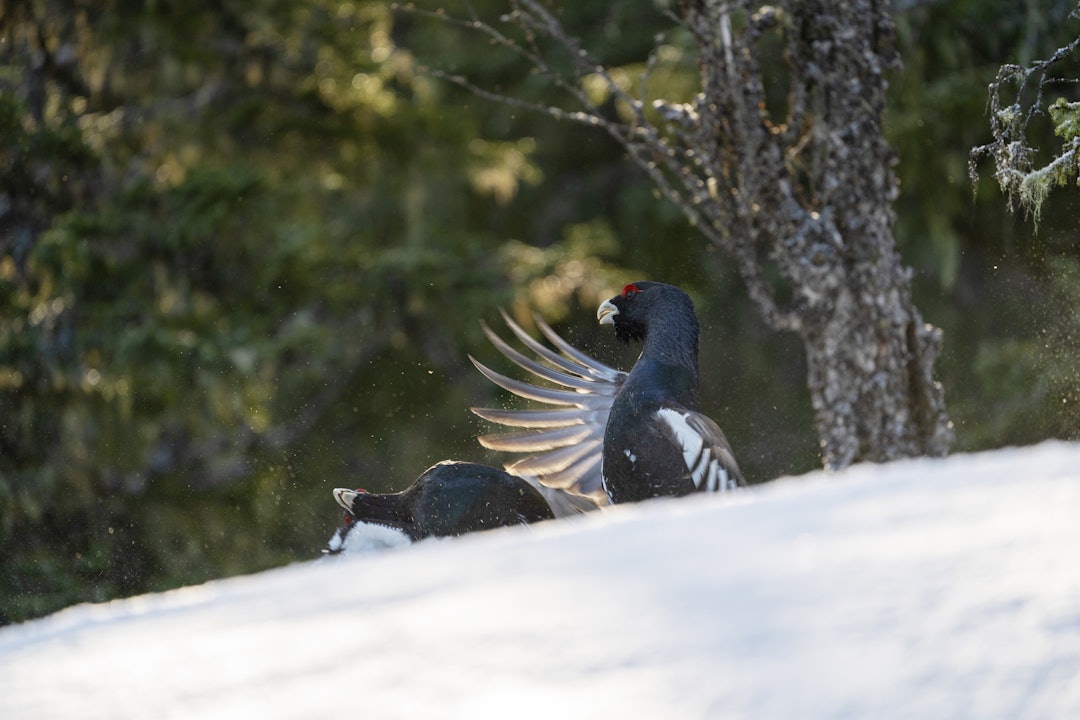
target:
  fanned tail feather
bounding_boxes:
[471,311,625,507]
[470,407,586,429]
[476,425,594,453]
[508,446,602,489]
[499,309,622,383]
[504,438,601,478]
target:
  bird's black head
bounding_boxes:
[331,485,416,537]
[597,281,693,345]
[333,486,367,516]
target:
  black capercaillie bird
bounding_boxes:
[472,281,743,505]
[324,460,556,554]
[595,281,744,502]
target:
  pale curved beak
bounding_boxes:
[597,299,619,325]
[333,488,359,511]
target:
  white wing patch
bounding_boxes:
[655,408,735,492]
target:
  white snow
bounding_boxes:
[2,441,1080,719]
[324,518,412,554]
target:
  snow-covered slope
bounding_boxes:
[2,442,1079,719]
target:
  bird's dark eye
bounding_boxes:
[621,283,641,298]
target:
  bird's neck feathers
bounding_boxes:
[627,301,701,409]
[638,298,700,374]
[350,493,414,533]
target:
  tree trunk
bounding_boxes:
[678,0,954,467]
[425,0,956,468]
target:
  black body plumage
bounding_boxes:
[596,281,743,502]
[330,461,555,546]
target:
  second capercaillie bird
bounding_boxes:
[325,460,557,555]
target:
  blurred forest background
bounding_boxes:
[2,0,1079,625]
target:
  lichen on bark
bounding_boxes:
[970,3,1080,227]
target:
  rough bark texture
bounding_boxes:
[426,0,955,468]
[676,0,954,467]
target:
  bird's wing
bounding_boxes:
[471,309,625,506]
[655,407,746,492]
[519,475,602,518]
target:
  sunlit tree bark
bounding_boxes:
[418,0,954,468]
